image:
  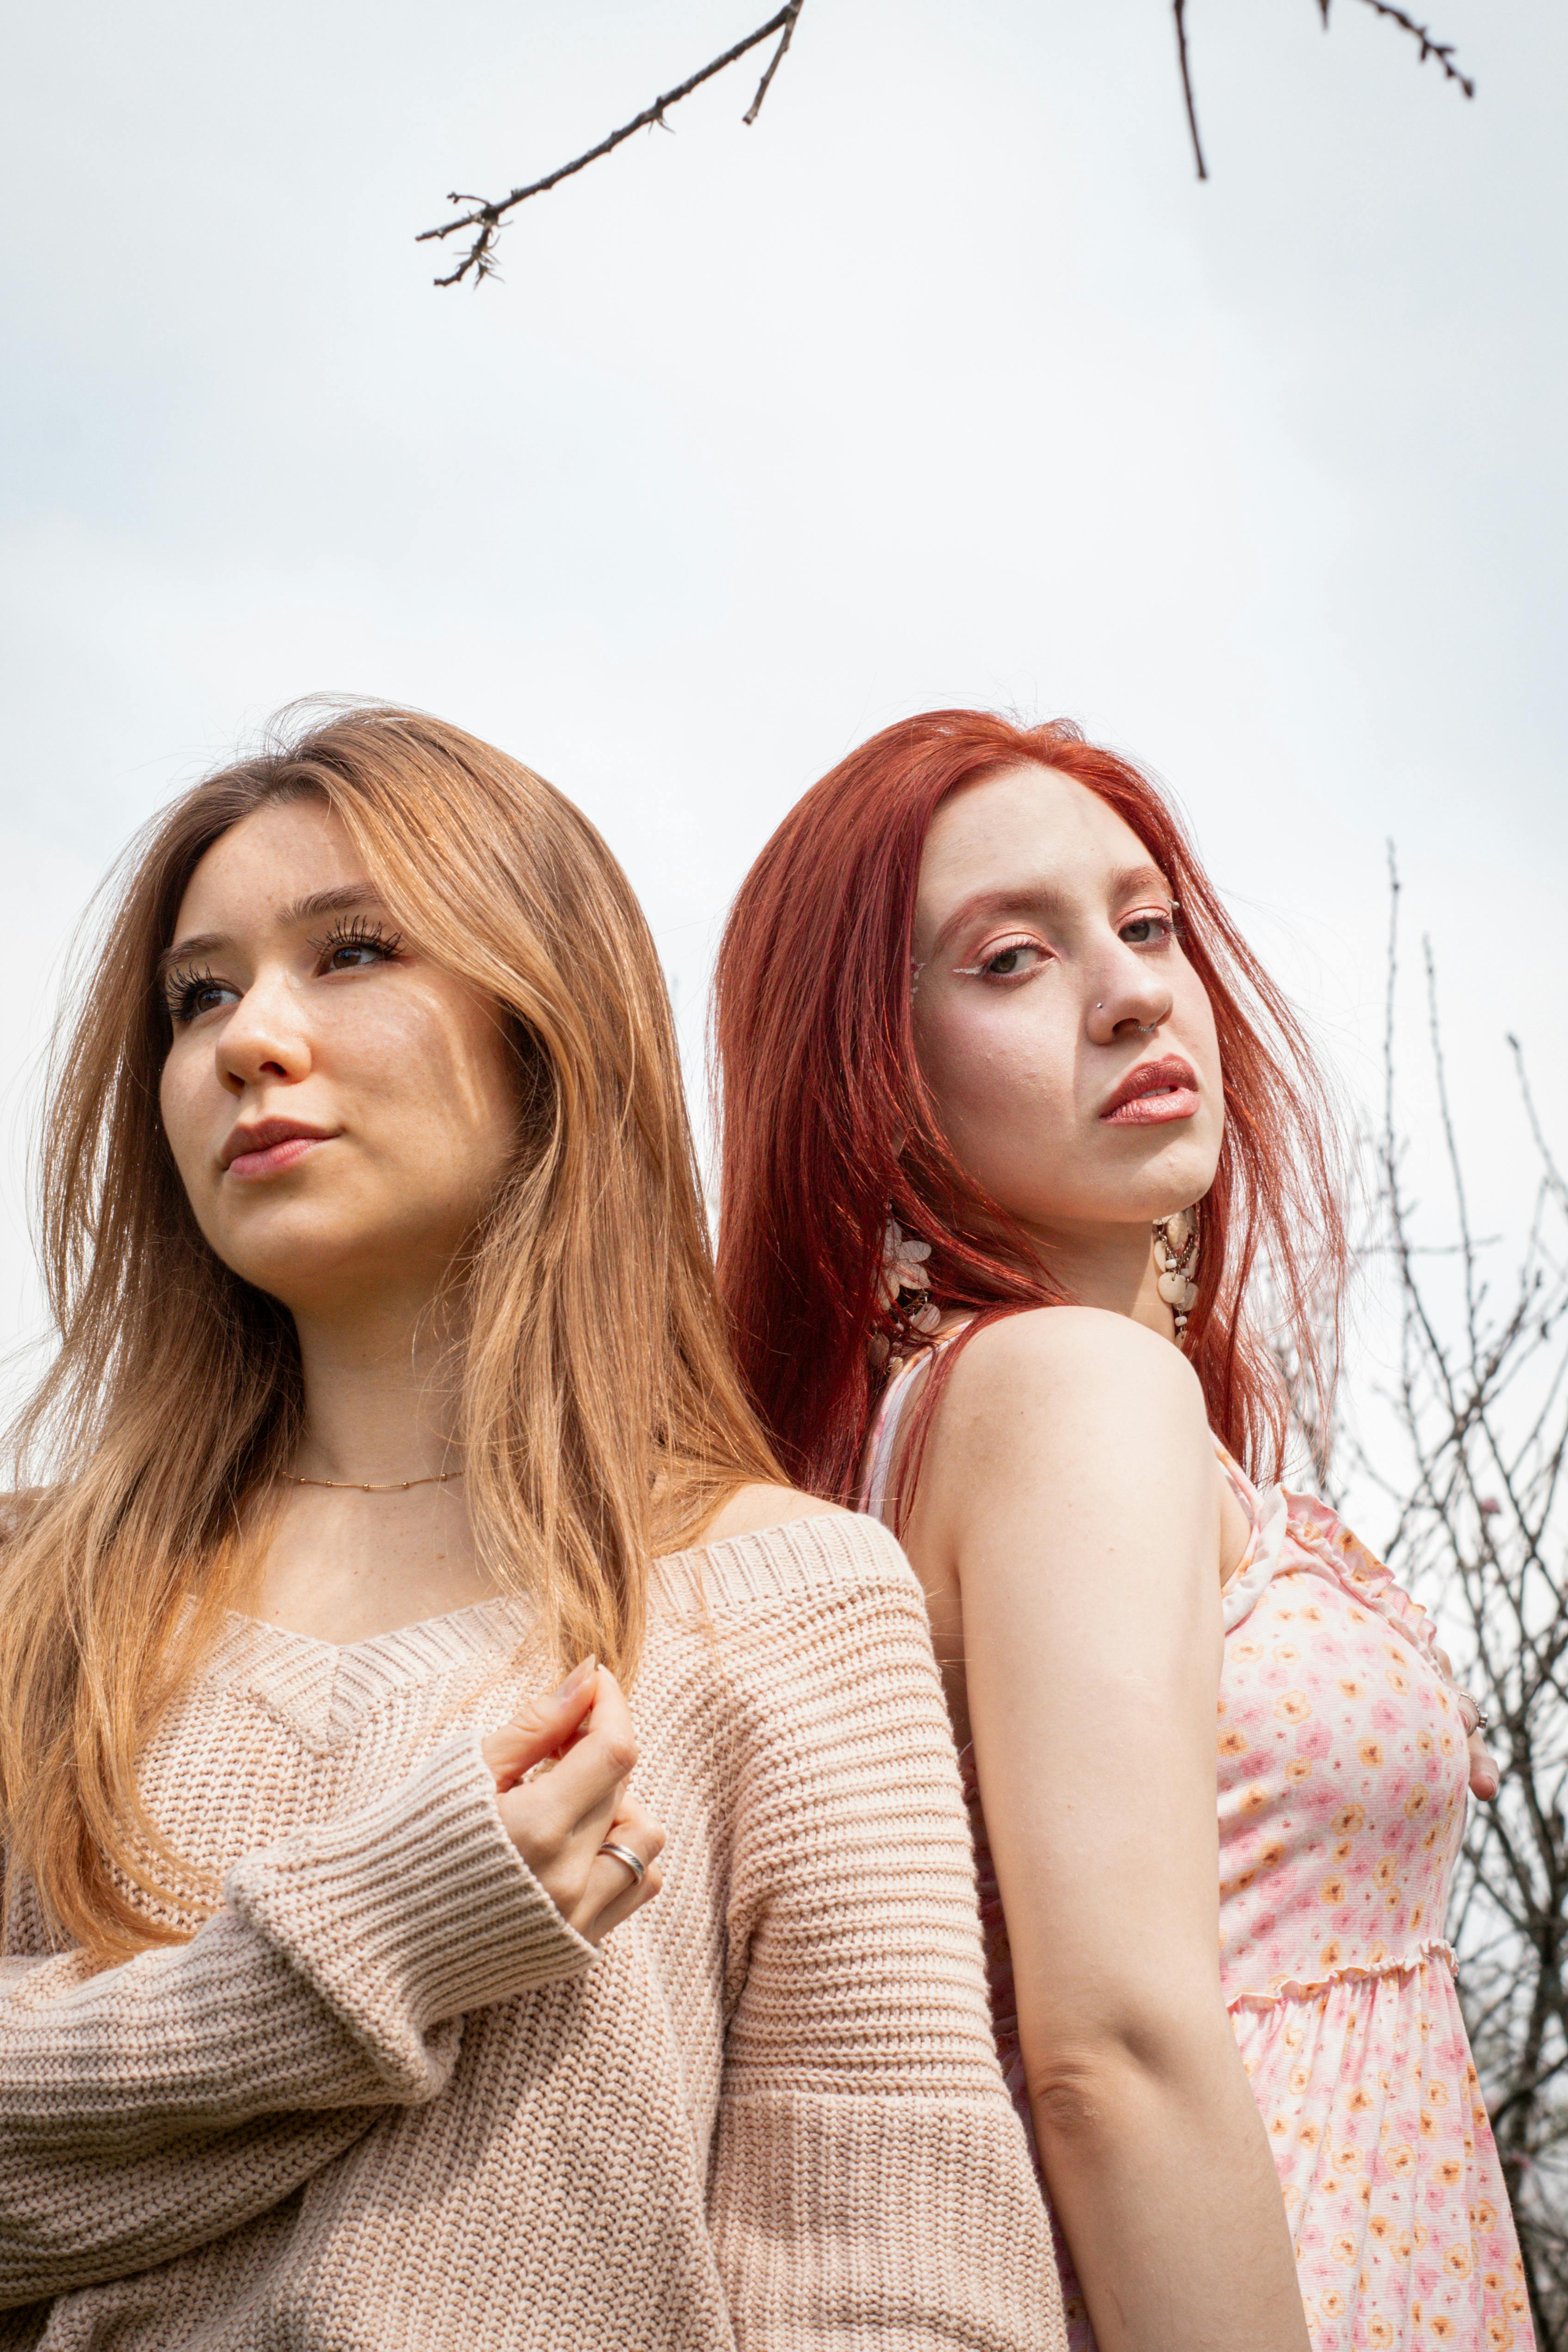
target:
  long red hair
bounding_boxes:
[713,710,1346,1502]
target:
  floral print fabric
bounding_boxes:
[864,1362,1532,2350]
[1214,1455,1531,2351]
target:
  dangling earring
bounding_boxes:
[1152,1207,1199,1342]
[877,1217,942,1339]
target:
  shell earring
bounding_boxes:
[878,1218,942,1338]
[1152,1208,1198,1341]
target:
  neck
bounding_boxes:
[288,1280,465,1486]
[1021,1217,1177,1341]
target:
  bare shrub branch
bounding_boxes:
[1271,848,1568,2343]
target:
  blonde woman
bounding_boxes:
[0,707,1061,2351]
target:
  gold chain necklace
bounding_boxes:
[281,1467,465,1494]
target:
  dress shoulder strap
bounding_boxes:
[856,1325,973,1525]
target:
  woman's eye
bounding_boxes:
[1119,912,1174,948]
[981,941,1045,979]
[326,941,385,971]
[166,972,235,1024]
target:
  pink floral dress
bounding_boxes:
[859,1353,1534,2352]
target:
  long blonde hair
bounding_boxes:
[0,703,779,1963]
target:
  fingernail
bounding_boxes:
[549,1654,597,1703]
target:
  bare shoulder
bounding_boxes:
[914,1311,1222,1582]
[949,1305,1203,1408]
[698,1480,855,1547]
[916,1309,1212,1509]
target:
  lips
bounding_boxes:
[221,1118,335,1179]
[1099,1054,1201,1127]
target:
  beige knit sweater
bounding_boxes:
[0,1510,1064,2351]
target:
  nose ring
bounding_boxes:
[1097,1002,1161,1037]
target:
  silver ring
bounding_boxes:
[1457,1690,1490,1738]
[598,1840,646,1886]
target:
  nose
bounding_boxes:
[1086,945,1173,1047]
[215,969,313,1096]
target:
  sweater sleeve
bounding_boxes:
[0,1728,595,2308]
[705,1515,1067,2352]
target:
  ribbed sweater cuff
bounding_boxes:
[228,1731,597,2071]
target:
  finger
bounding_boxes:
[580,1798,667,1941]
[579,1796,664,1936]
[482,1657,598,1792]
[535,1668,640,1832]
[596,1791,664,1882]
[586,1852,665,1942]
[1468,1732,1501,1801]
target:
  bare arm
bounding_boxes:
[908,1307,1309,2352]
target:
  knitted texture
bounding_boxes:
[0,1511,1063,2351]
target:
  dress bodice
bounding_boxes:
[1211,1450,1469,2008]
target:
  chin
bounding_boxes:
[200,1208,380,1303]
[999,1133,1218,1231]
[1114,1129,1219,1210]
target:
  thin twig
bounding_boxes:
[1424,935,1481,1350]
[1171,0,1209,180]
[743,0,803,124]
[1350,0,1476,99]
[1511,1035,1568,1215]
[417,2,806,288]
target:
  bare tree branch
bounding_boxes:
[420,0,1476,292]
[417,1,806,288]
[1172,0,1209,181]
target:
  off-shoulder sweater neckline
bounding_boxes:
[218,1509,865,1673]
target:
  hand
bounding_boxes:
[1435,1647,1500,1801]
[481,1659,666,1943]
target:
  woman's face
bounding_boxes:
[159,796,519,1318]
[910,763,1224,1246]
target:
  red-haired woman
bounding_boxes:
[714,712,1531,2352]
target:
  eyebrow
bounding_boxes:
[156,884,386,984]
[930,862,1172,959]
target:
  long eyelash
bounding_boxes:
[162,964,221,1023]
[310,915,406,960]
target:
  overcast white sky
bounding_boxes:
[1,0,1562,1418]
